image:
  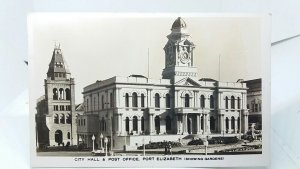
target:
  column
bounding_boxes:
[244,114,249,134]
[203,114,207,134]
[177,115,181,134]
[183,114,188,134]
[234,118,238,133]
[118,114,122,135]
[196,114,201,134]
[149,114,154,135]
[116,88,121,107]
[228,118,232,133]
[219,115,224,134]
[137,117,141,135]
[129,118,132,134]
[207,115,211,134]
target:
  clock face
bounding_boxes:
[179,51,190,64]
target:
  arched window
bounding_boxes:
[125,117,129,132]
[53,88,58,100]
[185,94,190,107]
[200,95,205,108]
[210,95,214,109]
[225,96,229,110]
[66,114,71,124]
[60,114,65,124]
[141,117,144,131]
[237,97,241,109]
[165,115,172,131]
[65,88,70,100]
[231,116,235,130]
[231,96,235,109]
[133,116,138,131]
[125,93,129,107]
[67,132,70,139]
[141,94,145,107]
[54,114,59,124]
[110,93,114,108]
[155,93,160,108]
[225,117,229,133]
[132,92,138,107]
[166,94,171,108]
[59,88,64,100]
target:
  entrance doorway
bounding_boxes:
[55,130,63,144]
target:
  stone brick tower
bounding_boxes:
[43,45,77,146]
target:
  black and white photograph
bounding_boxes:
[29,13,270,167]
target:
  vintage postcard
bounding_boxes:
[29,13,270,167]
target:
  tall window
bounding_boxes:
[86,98,89,111]
[141,117,144,131]
[133,116,138,131]
[200,95,205,108]
[60,114,65,124]
[155,93,160,108]
[125,93,129,107]
[141,94,145,107]
[93,97,96,111]
[110,93,114,108]
[166,94,171,108]
[53,88,58,100]
[231,96,235,109]
[66,114,71,124]
[225,96,229,110]
[132,92,138,107]
[54,114,59,124]
[65,88,70,100]
[210,95,214,109]
[67,132,70,139]
[184,94,190,107]
[59,88,64,100]
[102,95,104,109]
[237,97,241,109]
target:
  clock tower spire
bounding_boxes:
[162,17,198,83]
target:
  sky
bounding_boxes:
[29,14,263,105]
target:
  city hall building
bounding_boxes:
[77,17,250,150]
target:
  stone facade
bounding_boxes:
[36,46,83,147]
[244,78,262,130]
[77,17,250,150]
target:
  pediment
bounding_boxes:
[175,77,201,87]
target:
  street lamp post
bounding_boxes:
[104,137,108,156]
[92,135,95,152]
[100,133,103,149]
[143,133,145,156]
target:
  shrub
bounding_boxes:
[137,141,181,150]
[187,139,203,145]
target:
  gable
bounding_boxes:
[175,77,201,87]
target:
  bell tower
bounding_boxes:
[162,17,198,83]
[44,44,77,146]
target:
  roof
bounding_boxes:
[47,45,70,75]
[171,17,187,30]
[129,74,147,78]
[199,78,217,82]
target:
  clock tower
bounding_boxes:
[162,17,198,83]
